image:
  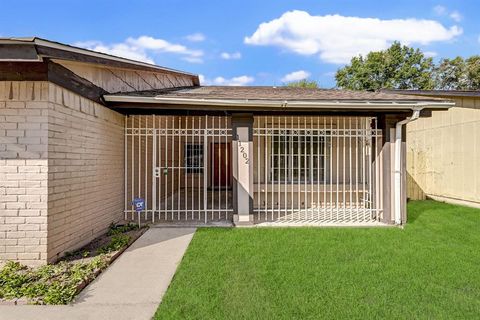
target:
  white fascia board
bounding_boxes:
[103,95,454,110]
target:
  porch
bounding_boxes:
[124,114,384,225]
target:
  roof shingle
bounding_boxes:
[110,86,449,102]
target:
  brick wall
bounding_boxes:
[0,81,50,266]
[46,84,124,261]
[1,81,124,266]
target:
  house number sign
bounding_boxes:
[238,141,249,164]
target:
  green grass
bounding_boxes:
[155,200,480,319]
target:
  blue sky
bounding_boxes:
[2,0,479,87]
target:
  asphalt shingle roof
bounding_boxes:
[111,86,449,102]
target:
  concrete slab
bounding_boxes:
[0,228,196,320]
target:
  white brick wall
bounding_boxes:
[46,83,124,261]
[1,81,124,266]
[0,81,49,266]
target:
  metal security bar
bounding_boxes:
[253,116,382,223]
[125,115,233,223]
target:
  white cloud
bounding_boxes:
[433,5,462,22]
[244,10,462,64]
[75,35,203,64]
[199,74,254,86]
[449,11,462,22]
[433,5,447,16]
[220,51,242,60]
[281,70,311,82]
[185,33,206,42]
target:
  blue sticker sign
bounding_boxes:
[132,198,145,212]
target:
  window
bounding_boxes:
[184,144,203,173]
[270,131,328,183]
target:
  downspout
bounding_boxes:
[394,108,422,224]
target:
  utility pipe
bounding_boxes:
[394,108,422,224]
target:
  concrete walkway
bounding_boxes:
[0,228,196,320]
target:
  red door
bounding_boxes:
[211,143,231,188]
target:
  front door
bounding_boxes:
[211,142,231,188]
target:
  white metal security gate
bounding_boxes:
[253,116,382,223]
[125,115,233,223]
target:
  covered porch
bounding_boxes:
[105,86,452,226]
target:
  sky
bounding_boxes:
[1,0,479,87]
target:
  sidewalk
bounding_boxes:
[0,228,196,320]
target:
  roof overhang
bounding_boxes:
[103,95,454,112]
[0,37,198,80]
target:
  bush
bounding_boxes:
[98,234,131,254]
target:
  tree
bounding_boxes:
[465,55,480,89]
[434,57,467,90]
[432,55,480,90]
[286,79,320,88]
[335,42,435,90]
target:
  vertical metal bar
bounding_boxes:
[184,117,188,220]
[316,116,320,220]
[256,117,259,218]
[290,116,294,221]
[164,117,167,220]
[336,116,339,221]
[362,118,366,219]
[349,117,353,221]
[277,116,280,220]
[225,117,228,219]
[171,117,174,220]
[303,116,306,220]
[204,115,208,223]
[284,116,287,220]
[124,115,128,220]
[355,117,359,220]
[158,116,162,221]
[138,116,141,220]
[198,117,201,220]
[145,116,148,221]
[190,117,193,220]
[329,117,333,221]
[152,116,156,223]
[271,115,274,221]
[175,116,183,220]
[308,117,315,220]
[343,117,346,220]
[323,117,326,221]
[218,117,221,220]
[264,117,268,221]
[131,117,134,220]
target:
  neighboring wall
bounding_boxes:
[47,83,124,262]
[407,97,480,207]
[0,81,49,266]
[0,81,124,266]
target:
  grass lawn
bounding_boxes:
[155,200,480,319]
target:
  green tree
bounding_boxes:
[465,55,480,89]
[434,57,467,90]
[286,79,319,88]
[433,55,480,90]
[335,42,435,90]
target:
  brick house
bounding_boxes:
[0,38,452,266]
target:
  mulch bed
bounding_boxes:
[0,224,148,305]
